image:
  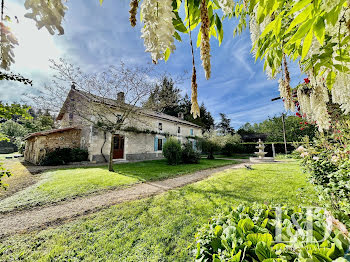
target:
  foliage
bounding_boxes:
[0,71,32,85]
[144,78,215,133]
[0,102,31,188]
[199,131,224,159]
[0,102,31,120]
[216,113,234,135]
[194,204,350,262]
[0,120,27,140]
[162,137,182,165]
[238,115,317,142]
[0,159,237,212]
[0,162,317,261]
[0,162,11,189]
[182,141,201,164]
[221,134,242,156]
[144,76,181,116]
[40,148,88,166]
[22,114,54,133]
[299,120,350,224]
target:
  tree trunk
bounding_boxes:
[207,151,214,159]
[108,133,114,172]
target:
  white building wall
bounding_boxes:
[59,111,201,163]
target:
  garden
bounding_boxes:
[0,0,350,261]
[0,161,320,261]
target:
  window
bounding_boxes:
[158,138,163,151]
[158,123,162,131]
[190,129,194,136]
[178,126,181,134]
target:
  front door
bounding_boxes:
[113,135,124,159]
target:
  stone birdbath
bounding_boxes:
[249,139,275,163]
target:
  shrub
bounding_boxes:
[71,148,89,162]
[194,204,350,262]
[40,148,88,166]
[300,121,350,224]
[181,142,200,164]
[222,143,244,156]
[162,138,182,165]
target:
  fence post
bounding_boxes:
[272,143,276,158]
[282,113,288,154]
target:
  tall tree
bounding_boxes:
[216,113,233,135]
[179,95,214,133]
[144,76,181,117]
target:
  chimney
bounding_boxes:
[178,112,184,120]
[117,92,125,103]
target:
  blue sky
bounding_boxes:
[0,0,299,129]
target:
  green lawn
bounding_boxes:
[0,159,237,212]
[0,161,319,261]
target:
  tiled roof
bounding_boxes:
[57,88,201,128]
[24,127,80,140]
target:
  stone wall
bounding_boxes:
[24,129,81,165]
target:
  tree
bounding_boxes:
[40,59,156,172]
[144,76,181,116]
[238,115,317,142]
[198,130,225,159]
[216,113,233,135]
[0,102,31,188]
[179,95,214,133]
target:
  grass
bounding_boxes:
[0,161,319,261]
[0,159,237,212]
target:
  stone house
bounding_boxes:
[24,127,81,164]
[24,87,201,164]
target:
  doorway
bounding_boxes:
[113,134,124,159]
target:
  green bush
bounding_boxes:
[300,121,350,224]
[40,148,88,166]
[222,143,244,156]
[182,142,200,164]
[162,138,182,165]
[199,138,221,159]
[71,148,89,162]
[194,204,350,262]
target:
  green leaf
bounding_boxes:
[255,241,277,261]
[196,30,202,48]
[231,250,241,262]
[288,19,313,44]
[174,31,182,42]
[285,4,313,34]
[173,12,188,33]
[237,217,254,233]
[214,225,223,237]
[302,28,313,60]
[286,0,312,16]
[260,20,276,39]
[313,16,325,45]
[246,233,273,247]
[274,13,283,39]
[215,14,224,45]
[164,48,171,62]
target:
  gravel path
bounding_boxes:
[0,162,248,238]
